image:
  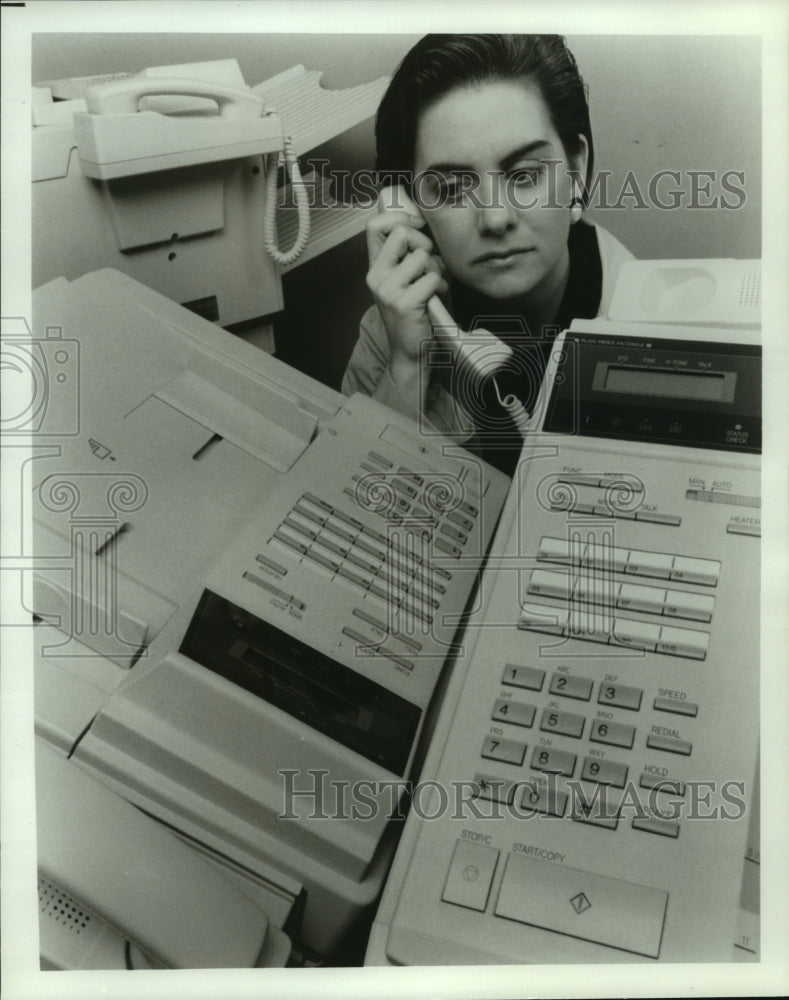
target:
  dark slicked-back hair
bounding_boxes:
[376,34,594,199]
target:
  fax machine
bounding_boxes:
[12,258,761,969]
[365,258,762,965]
[19,268,510,968]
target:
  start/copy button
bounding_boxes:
[494,853,667,958]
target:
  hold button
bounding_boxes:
[495,853,667,958]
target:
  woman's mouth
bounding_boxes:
[474,248,533,267]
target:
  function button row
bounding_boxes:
[301,492,389,548]
[519,602,710,660]
[550,497,680,526]
[528,570,714,622]
[291,496,449,601]
[556,473,644,493]
[590,508,681,527]
[537,536,720,586]
[278,531,436,623]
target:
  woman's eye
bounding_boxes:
[420,172,479,206]
[508,166,543,187]
[440,175,475,203]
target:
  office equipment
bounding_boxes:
[28,269,510,963]
[366,292,761,963]
[36,736,290,969]
[607,258,761,328]
[32,60,386,338]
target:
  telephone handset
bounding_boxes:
[79,77,311,265]
[84,77,267,118]
[377,186,531,435]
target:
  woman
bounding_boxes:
[342,34,633,475]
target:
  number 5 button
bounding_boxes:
[539,708,585,739]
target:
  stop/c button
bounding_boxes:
[442,840,500,912]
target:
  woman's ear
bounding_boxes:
[570,134,590,203]
[568,135,589,223]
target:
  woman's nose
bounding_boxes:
[475,172,518,235]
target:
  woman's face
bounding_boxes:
[412,79,588,304]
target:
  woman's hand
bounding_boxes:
[365,211,448,373]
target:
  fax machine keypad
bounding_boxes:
[480,663,696,840]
